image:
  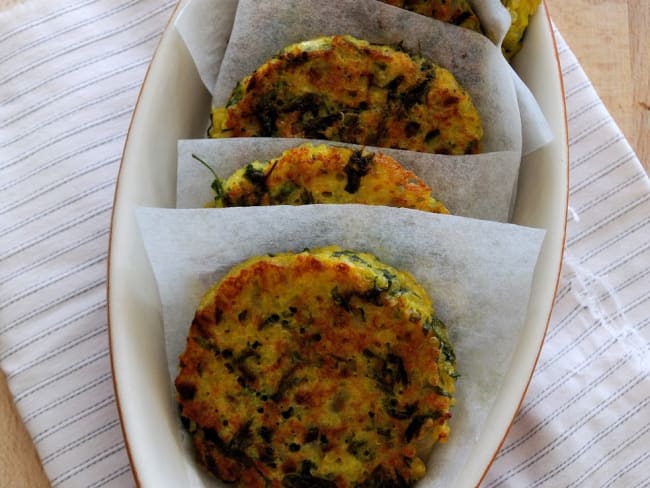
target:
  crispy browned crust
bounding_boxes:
[175,247,457,487]
[213,143,449,214]
[380,0,483,33]
[210,35,483,155]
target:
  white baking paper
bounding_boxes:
[175,0,238,93]
[136,204,545,487]
[177,138,521,222]
[468,0,512,45]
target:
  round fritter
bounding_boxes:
[175,246,457,487]
[380,0,482,33]
[501,0,541,59]
[210,35,483,155]
[210,143,448,214]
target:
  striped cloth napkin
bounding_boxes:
[0,1,648,487]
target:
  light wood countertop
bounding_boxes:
[0,1,647,486]
[546,0,649,172]
[0,370,49,487]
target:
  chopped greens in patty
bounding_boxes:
[176,247,457,487]
[204,143,449,214]
[210,35,483,155]
[379,0,482,33]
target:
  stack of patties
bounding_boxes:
[203,32,488,213]
[165,0,547,484]
[176,15,491,488]
[175,21,474,488]
[175,246,457,487]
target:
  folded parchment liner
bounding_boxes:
[137,205,545,487]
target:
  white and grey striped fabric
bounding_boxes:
[0,1,648,487]
[484,34,650,488]
[0,1,175,486]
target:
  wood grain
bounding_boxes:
[0,372,50,488]
[0,0,647,485]
[628,0,650,171]
[546,0,649,172]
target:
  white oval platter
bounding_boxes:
[107,1,568,486]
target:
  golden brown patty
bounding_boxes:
[209,143,448,214]
[175,246,457,487]
[380,0,482,33]
[501,0,541,59]
[210,35,483,155]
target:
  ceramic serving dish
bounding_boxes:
[108,1,568,485]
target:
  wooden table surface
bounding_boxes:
[549,0,649,173]
[0,1,647,486]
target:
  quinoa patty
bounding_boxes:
[210,35,483,155]
[175,247,457,487]
[207,143,448,214]
[379,0,482,33]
